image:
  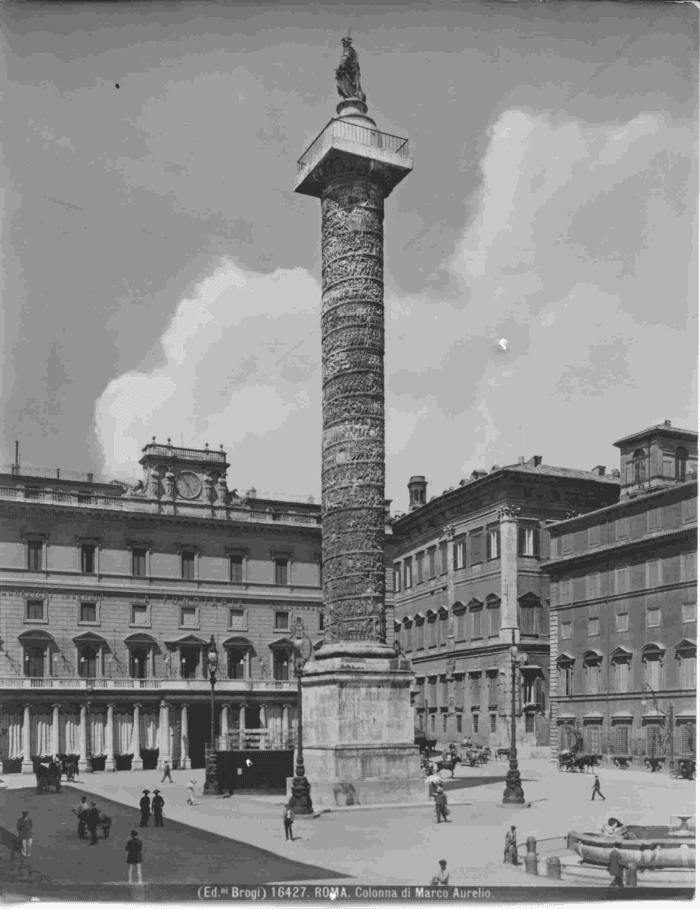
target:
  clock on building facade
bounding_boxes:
[176,471,203,499]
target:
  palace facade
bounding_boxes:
[0,441,323,773]
[389,457,620,755]
[546,421,697,764]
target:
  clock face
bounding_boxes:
[176,471,202,499]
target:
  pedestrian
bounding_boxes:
[139,790,151,827]
[152,790,165,827]
[160,761,173,783]
[86,801,101,845]
[283,803,295,841]
[434,785,449,823]
[430,859,449,885]
[125,829,144,884]
[186,778,196,805]
[591,775,606,801]
[16,810,32,858]
[607,844,624,888]
[504,825,518,866]
[73,795,89,839]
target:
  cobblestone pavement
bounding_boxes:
[1,758,695,889]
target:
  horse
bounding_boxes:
[496,747,511,761]
[61,757,79,782]
[575,754,601,773]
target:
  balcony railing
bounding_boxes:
[0,677,296,692]
[218,729,296,751]
[297,118,410,174]
[142,444,227,464]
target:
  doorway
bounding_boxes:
[245,707,260,729]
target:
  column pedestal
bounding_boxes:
[288,653,425,808]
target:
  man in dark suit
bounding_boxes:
[152,790,165,827]
[139,790,151,827]
[86,802,101,845]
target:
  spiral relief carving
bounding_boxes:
[320,162,387,644]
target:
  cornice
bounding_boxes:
[545,524,697,572]
[0,581,322,604]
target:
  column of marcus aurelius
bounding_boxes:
[292,38,424,806]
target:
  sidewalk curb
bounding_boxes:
[311,800,473,816]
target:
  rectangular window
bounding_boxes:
[80,602,97,623]
[27,540,43,571]
[615,567,629,594]
[81,544,96,574]
[319,611,325,632]
[439,542,448,574]
[442,714,448,733]
[584,662,600,695]
[560,579,573,605]
[647,559,661,588]
[645,657,661,689]
[490,713,497,734]
[588,617,600,637]
[682,601,697,623]
[470,674,481,703]
[404,559,413,589]
[456,612,467,641]
[428,548,437,579]
[587,574,600,599]
[525,713,535,734]
[488,674,498,707]
[560,666,573,696]
[588,525,601,548]
[275,610,290,631]
[680,724,696,755]
[429,620,437,647]
[680,654,697,689]
[456,714,463,734]
[647,607,661,628]
[489,604,501,637]
[613,660,630,693]
[181,552,195,580]
[453,539,466,570]
[518,527,539,557]
[472,609,483,639]
[430,713,436,733]
[230,556,244,583]
[561,620,572,640]
[681,551,697,582]
[615,517,630,540]
[647,724,662,758]
[180,607,198,628]
[229,608,246,630]
[132,548,147,578]
[404,624,412,651]
[394,565,401,592]
[486,528,500,560]
[470,532,483,565]
[130,604,149,626]
[615,612,629,632]
[416,552,424,584]
[274,559,288,586]
[26,599,45,621]
[614,724,630,754]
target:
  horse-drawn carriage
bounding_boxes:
[36,761,62,794]
[558,750,601,772]
[61,757,79,782]
[673,757,696,780]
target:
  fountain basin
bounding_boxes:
[567,827,696,870]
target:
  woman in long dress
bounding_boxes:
[504,826,518,865]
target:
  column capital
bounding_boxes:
[52,703,61,710]
[498,505,521,522]
[106,702,115,710]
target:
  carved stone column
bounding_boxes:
[21,704,33,774]
[180,703,191,770]
[105,703,115,771]
[499,506,521,643]
[131,702,143,770]
[282,703,290,744]
[78,704,88,771]
[259,704,267,729]
[158,700,171,769]
[220,704,229,749]
[51,703,60,759]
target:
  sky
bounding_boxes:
[1,0,697,511]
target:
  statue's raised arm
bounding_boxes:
[335,36,366,102]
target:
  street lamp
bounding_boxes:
[203,635,219,795]
[286,617,314,815]
[640,682,674,772]
[502,630,525,805]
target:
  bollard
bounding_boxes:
[624,865,638,888]
[546,857,562,880]
[524,836,538,875]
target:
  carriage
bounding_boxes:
[674,758,696,781]
[36,761,62,794]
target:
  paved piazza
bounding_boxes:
[0,758,694,898]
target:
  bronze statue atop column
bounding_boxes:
[335,36,366,102]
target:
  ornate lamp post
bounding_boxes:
[502,630,525,805]
[286,618,313,815]
[203,635,219,795]
[640,682,674,773]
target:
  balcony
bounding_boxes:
[295,118,413,199]
[0,677,296,693]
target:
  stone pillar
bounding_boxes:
[131,702,143,770]
[158,701,171,769]
[51,703,60,759]
[283,703,290,744]
[220,704,229,748]
[180,703,191,770]
[105,703,115,771]
[78,704,88,771]
[259,704,267,728]
[293,56,422,807]
[21,704,33,773]
[499,506,520,643]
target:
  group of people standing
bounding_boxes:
[139,790,166,827]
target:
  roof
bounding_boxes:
[614,422,698,448]
[505,463,619,484]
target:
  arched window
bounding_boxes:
[676,639,697,689]
[556,653,575,697]
[610,647,632,694]
[426,610,438,647]
[453,602,467,642]
[273,649,290,681]
[583,651,602,695]
[486,595,501,637]
[518,594,541,636]
[403,618,413,652]
[676,447,688,481]
[633,449,647,485]
[642,643,665,690]
[130,646,149,679]
[79,645,98,678]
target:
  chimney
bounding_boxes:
[664,420,672,427]
[592,465,606,477]
[408,476,427,511]
[528,455,543,468]
[517,456,525,466]
[471,470,487,480]
[612,469,621,479]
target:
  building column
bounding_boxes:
[78,704,88,771]
[21,704,33,773]
[239,703,246,748]
[220,703,229,749]
[259,704,267,729]
[282,703,290,745]
[499,505,521,644]
[158,700,171,769]
[105,703,115,771]
[180,703,191,770]
[51,703,60,759]
[131,702,143,770]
